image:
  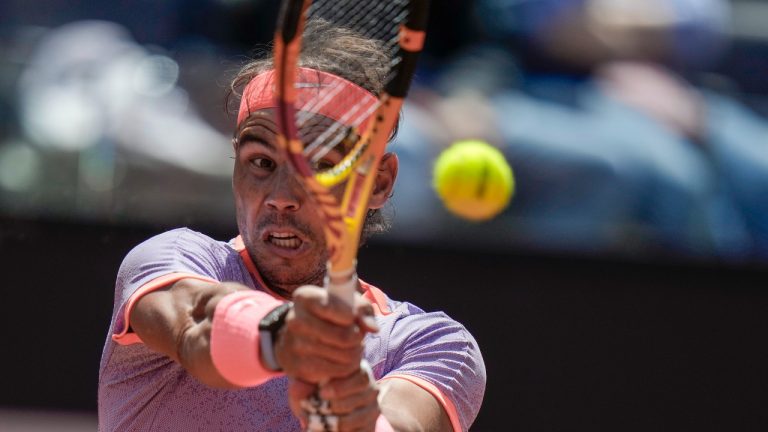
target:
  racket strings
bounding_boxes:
[303,108,375,165]
[310,0,406,44]
[295,0,410,172]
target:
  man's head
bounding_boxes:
[230,20,399,297]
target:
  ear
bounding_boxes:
[368,152,399,210]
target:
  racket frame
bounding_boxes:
[273,0,430,304]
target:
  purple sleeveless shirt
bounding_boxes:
[98,228,485,431]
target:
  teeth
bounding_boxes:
[269,234,301,249]
[271,232,294,239]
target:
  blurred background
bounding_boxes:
[2,0,768,431]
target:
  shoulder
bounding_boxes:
[127,228,223,254]
[361,281,484,373]
[374,298,487,431]
[369,287,482,367]
[117,228,236,289]
[388,302,480,354]
[122,228,229,264]
[362,282,477,345]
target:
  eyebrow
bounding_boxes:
[237,125,277,151]
[237,112,352,154]
[239,137,276,151]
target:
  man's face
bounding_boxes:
[232,110,345,296]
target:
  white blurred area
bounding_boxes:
[2,21,235,227]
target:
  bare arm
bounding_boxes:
[129,278,248,388]
[130,280,377,390]
[379,378,453,432]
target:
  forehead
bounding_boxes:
[237,109,277,132]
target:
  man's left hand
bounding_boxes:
[288,365,381,432]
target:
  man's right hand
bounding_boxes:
[275,285,379,384]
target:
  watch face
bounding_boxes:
[260,302,292,331]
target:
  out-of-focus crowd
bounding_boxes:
[392,0,768,261]
[1,0,766,261]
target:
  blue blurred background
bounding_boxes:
[2,1,768,431]
[2,0,767,261]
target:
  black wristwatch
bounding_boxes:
[258,302,292,371]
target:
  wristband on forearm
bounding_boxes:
[210,290,286,387]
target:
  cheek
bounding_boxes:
[233,162,263,201]
[232,172,247,215]
[233,189,250,240]
[233,168,261,231]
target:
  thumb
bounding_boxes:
[354,295,379,333]
[288,378,316,422]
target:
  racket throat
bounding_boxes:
[324,263,359,307]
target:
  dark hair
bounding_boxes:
[232,19,390,96]
[230,18,394,241]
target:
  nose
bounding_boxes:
[264,168,304,213]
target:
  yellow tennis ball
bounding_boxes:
[433,140,514,221]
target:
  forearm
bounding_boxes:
[379,379,454,432]
[130,279,253,388]
[175,290,235,388]
[178,323,234,387]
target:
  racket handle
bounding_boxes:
[303,359,376,432]
[325,264,358,308]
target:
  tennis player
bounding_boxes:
[98,21,485,432]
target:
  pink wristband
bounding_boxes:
[375,414,395,432]
[210,290,285,387]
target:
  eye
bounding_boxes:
[250,157,276,171]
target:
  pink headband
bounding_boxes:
[237,67,378,128]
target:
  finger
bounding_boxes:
[354,298,379,333]
[294,286,357,327]
[320,366,376,400]
[320,384,378,416]
[288,335,364,365]
[289,378,316,400]
[291,356,362,383]
[287,378,314,422]
[335,401,380,432]
[287,307,365,349]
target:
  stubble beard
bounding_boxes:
[256,253,327,298]
[242,211,329,298]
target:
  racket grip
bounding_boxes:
[325,265,358,308]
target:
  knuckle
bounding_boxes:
[341,362,359,376]
[284,318,299,333]
[292,339,310,355]
[339,330,363,346]
[354,370,370,386]
[333,399,352,414]
[357,301,374,314]
[349,346,364,360]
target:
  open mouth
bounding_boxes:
[268,232,303,249]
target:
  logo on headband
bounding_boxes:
[295,83,333,89]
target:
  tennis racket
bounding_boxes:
[269,2,430,429]
[272,0,431,307]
